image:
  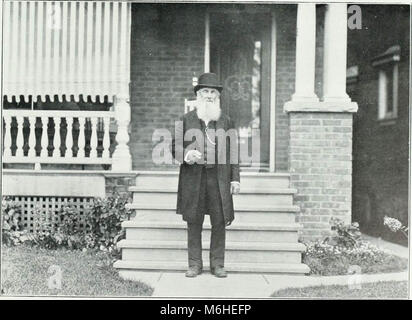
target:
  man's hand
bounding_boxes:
[185,150,202,165]
[230,181,240,195]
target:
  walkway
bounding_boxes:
[119,235,409,298]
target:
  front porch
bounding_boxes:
[2,2,357,275]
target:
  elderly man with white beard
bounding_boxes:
[171,73,240,278]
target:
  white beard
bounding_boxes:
[196,98,222,123]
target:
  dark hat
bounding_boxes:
[194,73,223,94]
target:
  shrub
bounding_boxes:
[56,193,134,261]
[323,217,362,248]
[2,193,133,256]
[29,206,62,249]
[84,193,134,253]
[0,202,57,250]
[1,198,29,246]
[42,193,134,253]
[53,205,88,249]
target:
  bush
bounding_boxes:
[29,206,62,249]
[1,193,134,257]
[29,205,90,250]
[85,194,134,253]
[1,198,29,246]
[323,217,362,248]
[55,205,88,249]
[53,193,134,255]
[303,218,408,276]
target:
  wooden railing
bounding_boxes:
[2,109,124,169]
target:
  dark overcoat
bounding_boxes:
[171,110,240,224]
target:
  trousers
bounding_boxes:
[187,166,225,269]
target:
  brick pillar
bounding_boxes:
[284,3,358,241]
[284,102,358,241]
[105,174,137,198]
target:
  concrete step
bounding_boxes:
[114,260,310,275]
[126,204,300,224]
[133,171,291,190]
[130,186,297,194]
[123,221,301,243]
[117,240,306,264]
[132,190,295,207]
[127,203,300,212]
[118,171,308,275]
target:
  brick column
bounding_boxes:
[105,173,137,197]
[287,110,356,241]
[284,3,358,241]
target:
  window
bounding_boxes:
[377,64,399,119]
[346,65,359,96]
[372,45,400,121]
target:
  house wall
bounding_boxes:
[105,175,137,198]
[4,4,395,243]
[129,4,327,172]
[130,4,205,170]
[347,5,409,244]
[274,6,296,172]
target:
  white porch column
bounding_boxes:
[291,3,318,102]
[323,4,351,102]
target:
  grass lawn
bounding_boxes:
[1,245,153,297]
[271,281,409,299]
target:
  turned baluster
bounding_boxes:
[52,116,62,158]
[15,116,24,158]
[77,116,86,158]
[3,115,12,157]
[66,117,74,158]
[102,116,111,159]
[89,117,98,159]
[28,116,36,158]
[40,116,49,157]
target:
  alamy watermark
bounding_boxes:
[347,265,362,290]
[47,265,62,290]
[348,5,362,30]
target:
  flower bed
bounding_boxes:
[303,240,408,276]
[302,218,408,276]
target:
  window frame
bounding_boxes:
[372,45,401,122]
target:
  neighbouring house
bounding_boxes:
[346,5,410,245]
[2,2,406,276]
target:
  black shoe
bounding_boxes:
[185,266,202,278]
[211,267,227,278]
